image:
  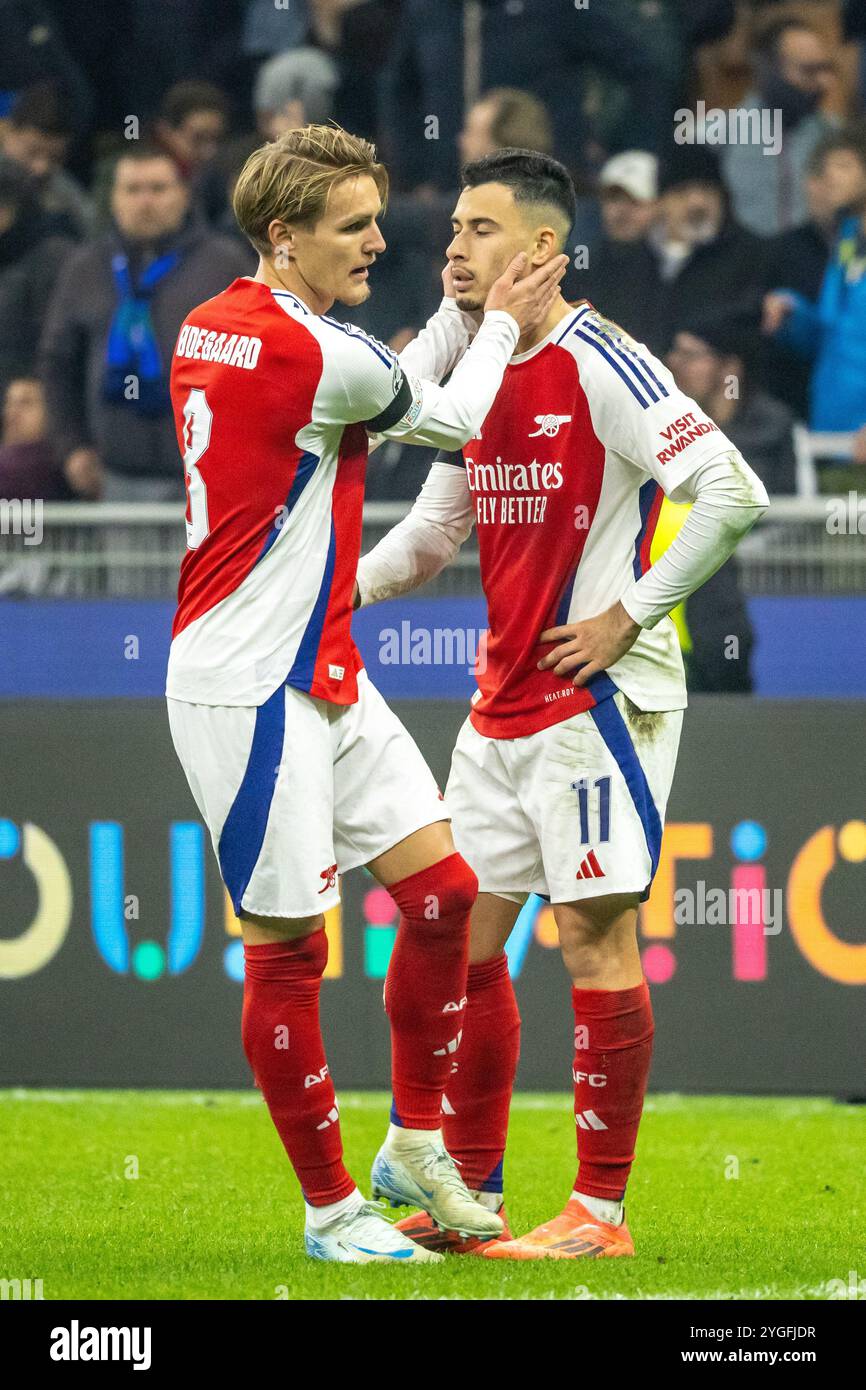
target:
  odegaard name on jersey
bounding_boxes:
[167,277,418,709]
[175,323,263,370]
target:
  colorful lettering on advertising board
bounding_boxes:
[0,817,864,987]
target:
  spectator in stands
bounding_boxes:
[0,157,72,402]
[252,48,339,140]
[459,88,554,165]
[154,81,231,183]
[668,307,797,494]
[642,144,768,358]
[380,0,683,192]
[586,145,768,359]
[761,157,842,419]
[578,152,659,345]
[0,81,94,237]
[763,124,866,438]
[721,17,837,237]
[0,376,98,498]
[154,80,233,229]
[38,144,250,501]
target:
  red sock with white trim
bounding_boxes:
[571,982,654,1216]
[442,952,520,1197]
[384,852,477,1130]
[242,931,355,1207]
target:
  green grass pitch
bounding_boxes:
[2,1090,862,1300]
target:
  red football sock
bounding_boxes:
[571,981,654,1202]
[384,852,477,1130]
[442,952,521,1192]
[242,931,355,1207]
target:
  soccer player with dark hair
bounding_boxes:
[357,148,769,1259]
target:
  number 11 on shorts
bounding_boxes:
[571,776,611,845]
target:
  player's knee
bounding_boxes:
[554,894,639,961]
[390,852,478,933]
[429,853,479,924]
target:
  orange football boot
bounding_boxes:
[394,1205,513,1255]
[482,1194,634,1259]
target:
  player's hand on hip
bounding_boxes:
[484,252,568,332]
[538,602,641,686]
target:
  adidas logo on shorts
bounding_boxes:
[575,850,605,880]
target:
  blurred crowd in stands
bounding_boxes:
[1,0,865,511]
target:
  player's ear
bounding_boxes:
[267,218,295,259]
[530,225,559,266]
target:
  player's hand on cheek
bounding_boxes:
[537,602,642,686]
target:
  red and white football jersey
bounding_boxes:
[459,302,737,738]
[167,278,430,707]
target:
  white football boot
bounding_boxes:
[304,1199,443,1263]
[371,1132,504,1240]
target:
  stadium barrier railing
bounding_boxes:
[0,488,863,599]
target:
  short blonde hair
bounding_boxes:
[233,124,388,256]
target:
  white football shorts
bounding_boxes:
[445,691,683,905]
[167,669,447,919]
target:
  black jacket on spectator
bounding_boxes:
[583,218,769,362]
[38,213,250,479]
[651,219,770,359]
[0,192,71,400]
[577,238,662,354]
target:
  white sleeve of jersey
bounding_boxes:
[573,311,739,496]
[310,318,412,429]
[620,450,769,629]
[397,297,478,384]
[311,310,517,451]
[356,456,474,606]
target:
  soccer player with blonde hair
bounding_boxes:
[166,125,566,1263]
